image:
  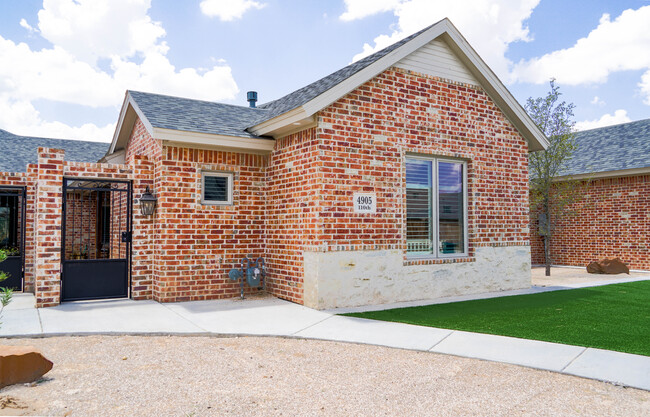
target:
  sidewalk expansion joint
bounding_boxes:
[36,308,44,333]
[158,303,210,333]
[427,330,454,351]
[560,347,588,372]
[290,315,333,336]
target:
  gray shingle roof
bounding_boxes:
[257,23,436,119]
[127,22,439,138]
[560,118,650,176]
[128,90,271,139]
[0,129,108,173]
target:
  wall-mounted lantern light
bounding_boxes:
[139,186,157,216]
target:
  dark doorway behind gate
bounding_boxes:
[61,178,132,301]
[0,186,25,291]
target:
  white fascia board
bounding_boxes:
[555,166,650,181]
[128,95,155,134]
[275,120,319,139]
[99,149,125,164]
[108,93,130,155]
[108,92,155,155]
[441,24,549,151]
[301,24,448,116]
[153,128,275,152]
[248,107,308,137]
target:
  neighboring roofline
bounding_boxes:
[573,118,648,135]
[555,166,650,181]
[247,18,549,151]
[107,91,275,156]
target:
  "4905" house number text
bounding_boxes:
[353,193,376,213]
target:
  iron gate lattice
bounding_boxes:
[61,178,132,301]
[0,186,26,291]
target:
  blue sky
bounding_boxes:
[0,0,649,142]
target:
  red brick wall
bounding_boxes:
[130,155,154,300]
[316,68,530,255]
[264,68,529,305]
[152,145,267,302]
[6,65,533,306]
[125,119,162,164]
[531,175,650,270]
[34,148,65,307]
[265,128,321,303]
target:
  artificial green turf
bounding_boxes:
[343,280,650,356]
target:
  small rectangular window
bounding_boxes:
[406,156,467,257]
[202,172,233,205]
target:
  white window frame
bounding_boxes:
[201,171,233,205]
[406,155,468,259]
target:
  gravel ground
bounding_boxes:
[0,336,648,416]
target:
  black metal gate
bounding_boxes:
[61,178,132,301]
[0,186,26,291]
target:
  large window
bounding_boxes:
[406,156,467,257]
[202,172,233,205]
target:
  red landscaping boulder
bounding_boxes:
[586,257,630,275]
[0,346,53,388]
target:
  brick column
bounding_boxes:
[23,164,38,293]
[130,155,154,300]
[34,148,64,307]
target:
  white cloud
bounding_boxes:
[590,96,605,106]
[19,19,36,33]
[639,70,650,105]
[341,0,540,79]
[200,0,265,21]
[0,98,115,142]
[0,37,120,107]
[511,6,650,86]
[575,109,631,131]
[37,0,167,65]
[340,0,401,22]
[0,0,240,141]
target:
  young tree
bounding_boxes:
[526,79,581,276]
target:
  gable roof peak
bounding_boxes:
[247,18,548,151]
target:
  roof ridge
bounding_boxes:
[128,90,268,112]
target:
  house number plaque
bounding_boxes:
[353,193,376,213]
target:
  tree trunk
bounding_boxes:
[543,234,551,276]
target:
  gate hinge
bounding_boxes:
[121,231,132,243]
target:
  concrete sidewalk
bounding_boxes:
[1,292,648,392]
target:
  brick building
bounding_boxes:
[530,118,650,271]
[1,19,548,308]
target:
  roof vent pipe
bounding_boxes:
[247,91,258,108]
